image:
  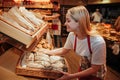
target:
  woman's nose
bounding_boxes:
[64,22,67,26]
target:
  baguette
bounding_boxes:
[1,13,32,35]
[19,7,43,27]
[8,6,35,31]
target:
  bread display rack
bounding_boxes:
[0,6,70,79]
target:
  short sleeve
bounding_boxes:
[91,37,106,65]
[64,32,74,49]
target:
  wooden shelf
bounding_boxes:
[24,5,53,9]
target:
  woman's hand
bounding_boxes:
[56,71,73,80]
[39,48,51,55]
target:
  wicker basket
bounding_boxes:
[15,53,69,79]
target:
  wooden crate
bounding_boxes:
[0,18,48,48]
[16,53,69,79]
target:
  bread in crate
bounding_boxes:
[16,51,69,79]
[0,6,47,48]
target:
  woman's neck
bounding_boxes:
[75,32,87,40]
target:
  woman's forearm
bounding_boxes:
[49,48,69,56]
[70,65,101,79]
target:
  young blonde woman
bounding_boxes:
[44,6,107,80]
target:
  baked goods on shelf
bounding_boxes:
[32,38,53,52]
[32,9,52,15]
[91,23,120,42]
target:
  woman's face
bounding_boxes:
[65,14,79,32]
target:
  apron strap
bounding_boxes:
[87,35,92,54]
[74,35,92,54]
[74,35,77,52]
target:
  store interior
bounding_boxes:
[0,0,120,80]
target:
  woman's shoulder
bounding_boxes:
[68,32,74,36]
[90,35,105,43]
[67,32,75,39]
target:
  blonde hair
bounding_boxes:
[67,6,98,36]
